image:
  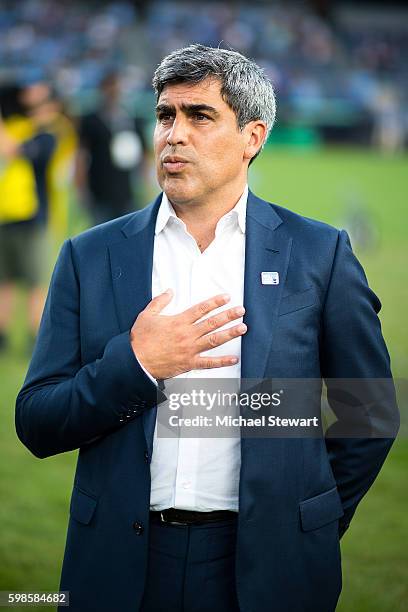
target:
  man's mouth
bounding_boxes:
[162,156,189,172]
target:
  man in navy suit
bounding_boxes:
[16,45,398,612]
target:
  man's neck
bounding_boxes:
[168,182,247,247]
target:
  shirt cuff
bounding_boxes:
[138,360,158,386]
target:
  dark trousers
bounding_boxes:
[140,516,240,612]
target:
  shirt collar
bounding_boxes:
[155,185,248,236]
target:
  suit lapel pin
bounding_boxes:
[261,271,279,285]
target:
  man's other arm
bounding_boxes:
[321,229,399,538]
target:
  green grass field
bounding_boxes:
[0,146,407,611]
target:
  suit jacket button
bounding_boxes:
[144,450,149,463]
[133,521,144,535]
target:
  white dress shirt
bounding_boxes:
[148,186,247,512]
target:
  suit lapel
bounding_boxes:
[239,194,292,492]
[108,198,161,332]
[108,196,162,455]
[241,192,292,380]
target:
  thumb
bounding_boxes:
[146,288,173,314]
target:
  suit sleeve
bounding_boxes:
[321,230,399,538]
[15,239,166,459]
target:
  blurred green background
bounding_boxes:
[1,145,407,611]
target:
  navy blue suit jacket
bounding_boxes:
[16,192,398,612]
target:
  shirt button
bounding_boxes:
[133,521,144,535]
[182,481,191,489]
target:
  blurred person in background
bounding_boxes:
[0,82,70,352]
[371,83,404,154]
[20,83,77,243]
[75,70,148,225]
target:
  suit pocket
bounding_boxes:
[279,287,317,316]
[299,486,344,532]
[70,485,98,525]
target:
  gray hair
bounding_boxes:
[152,44,276,161]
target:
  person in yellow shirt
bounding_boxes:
[0,83,59,351]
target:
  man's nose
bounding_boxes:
[166,117,189,146]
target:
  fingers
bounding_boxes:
[193,355,240,370]
[145,288,173,315]
[194,305,245,337]
[192,320,246,369]
[183,293,231,324]
[195,322,247,353]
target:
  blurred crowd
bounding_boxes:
[0,0,407,351]
[0,0,407,150]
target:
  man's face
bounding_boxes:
[154,78,253,206]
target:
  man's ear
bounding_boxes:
[243,121,267,162]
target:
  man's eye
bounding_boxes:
[194,113,209,121]
[158,114,173,122]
